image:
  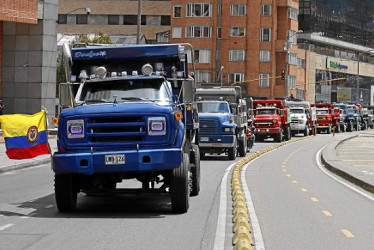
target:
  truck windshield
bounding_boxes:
[197,102,230,113]
[79,79,171,103]
[290,108,304,114]
[257,109,276,115]
[316,109,328,114]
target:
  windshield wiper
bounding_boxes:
[121,97,155,102]
[84,99,111,104]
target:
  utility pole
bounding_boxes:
[136,0,142,44]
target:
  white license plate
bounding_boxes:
[201,137,209,142]
[105,154,125,165]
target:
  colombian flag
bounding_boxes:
[0,111,51,160]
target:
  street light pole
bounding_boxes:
[284,30,302,98]
[220,66,224,87]
[136,0,142,44]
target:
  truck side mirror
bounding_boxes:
[59,83,75,109]
[183,80,194,103]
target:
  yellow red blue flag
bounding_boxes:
[0,111,51,159]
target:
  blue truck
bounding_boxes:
[196,87,248,160]
[333,103,355,132]
[53,43,200,213]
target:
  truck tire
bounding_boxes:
[238,137,247,157]
[55,174,77,213]
[285,127,291,141]
[276,129,283,142]
[228,137,237,160]
[171,153,189,213]
[304,124,309,136]
[327,124,332,134]
[190,145,200,196]
[347,122,353,132]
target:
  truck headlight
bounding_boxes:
[148,117,166,135]
[67,119,84,138]
[224,127,234,132]
[272,119,278,124]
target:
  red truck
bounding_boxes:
[252,100,291,142]
[311,103,340,134]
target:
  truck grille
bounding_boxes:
[87,116,146,143]
[255,122,272,127]
[199,119,218,133]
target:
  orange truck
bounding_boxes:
[311,103,340,134]
[252,100,291,142]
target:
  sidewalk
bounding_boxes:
[321,130,374,194]
[0,135,57,173]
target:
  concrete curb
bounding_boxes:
[0,156,51,174]
[321,135,374,194]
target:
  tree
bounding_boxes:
[75,32,113,44]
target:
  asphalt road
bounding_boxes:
[244,133,374,250]
[0,146,273,250]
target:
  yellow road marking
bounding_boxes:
[292,180,298,184]
[322,210,332,216]
[311,197,318,202]
[342,160,374,162]
[286,174,291,177]
[341,229,354,238]
[282,169,287,172]
[300,188,307,192]
[282,165,286,168]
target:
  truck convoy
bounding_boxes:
[311,103,340,134]
[196,87,248,159]
[53,43,201,213]
[252,100,291,142]
[333,103,353,132]
[285,100,316,136]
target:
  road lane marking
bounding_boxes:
[300,188,307,192]
[354,165,374,167]
[316,146,374,201]
[311,197,319,202]
[292,180,298,184]
[282,169,287,172]
[213,162,236,250]
[0,224,14,231]
[242,161,265,250]
[282,165,286,168]
[342,160,374,162]
[322,210,332,216]
[286,174,291,177]
[341,229,354,238]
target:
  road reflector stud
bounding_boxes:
[233,208,249,222]
[233,216,251,233]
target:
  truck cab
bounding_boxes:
[197,100,238,160]
[285,100,316,136]
[312,103,340,134]
[252,100,291,142]
[53,43,200,213]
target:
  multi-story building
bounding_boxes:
[1,0,58,122]
[170,0,305,100]
[298,0,374,105]
[58,0,171,44]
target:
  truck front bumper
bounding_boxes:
[199,135,235,148]
[52,147,182,175]
[255,127,281,135]
[290,123,306,131]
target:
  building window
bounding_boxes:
[161,15,170,25]
[196,71,211,83]
[230,27,246,37]
[186,3,211,17]
[260,27,271,41]
[297,58,305,69]
[288,7,298,20]
[288,30,297,45]
[228,73,244,84]
[195,49,211,63]
[230,4,246,16]
[58,14,67,24]
[229,50,245,62]
[172,26,182,38]
[218,4,222,16]
[185,26,211,38]
[288,52,298,65]
[288,75,296,89]
[217,27,221,39]
[261,4,271,16]
[174,4,182,18]
[259,73,270,88]
[260,50,271,62]
[76,14,88,24]
[124,15,137,25]
[108,15,119,25]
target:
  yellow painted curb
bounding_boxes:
[233,216,251,233]
[232,226,253,245]
[233,208,249,223]
[233,238,253,250]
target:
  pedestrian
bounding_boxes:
[0,99,4,115]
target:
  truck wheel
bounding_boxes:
[55,174,77,213]
[304,124,309,136]
[238,138,246,157]
[327,124,332,134]
[190,145,200,196]
[285,127,291,141]
[171,153,189,213]
[228,147,237,160]
[348,122,353,132]
[276,129,283,142]
[200,153,205,160]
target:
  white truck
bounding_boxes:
[285,100,316,136]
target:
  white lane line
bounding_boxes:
[0,224,14,231]
[213,162,237,250]
[242,160,265,250]
[316,146,374,201]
